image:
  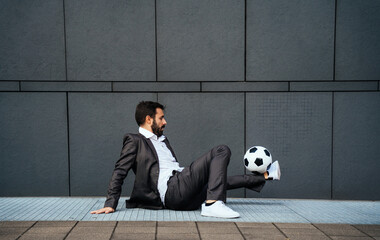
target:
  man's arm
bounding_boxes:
[91,134,137,214]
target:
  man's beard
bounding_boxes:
[152,119,164,137]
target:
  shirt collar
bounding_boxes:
[139,127,166,142]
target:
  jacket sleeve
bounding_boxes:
[104,134,137,210]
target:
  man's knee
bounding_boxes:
[215,144,231,157]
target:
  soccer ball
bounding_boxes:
[244,146,272,174]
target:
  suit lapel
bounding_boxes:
[164,138,178,161]
[138,133,178,163]
[138,133,159,161]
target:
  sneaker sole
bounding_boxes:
[201,212,240,219]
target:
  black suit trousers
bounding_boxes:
[165,145,266,210]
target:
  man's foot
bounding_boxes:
[267,160,281,180]
[201,200,240,218]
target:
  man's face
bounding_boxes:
[151,108,167,137]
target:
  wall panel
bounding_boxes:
[335,0,380,80]
[65,0,156,81]
[246,0,335,80]
[69,93,156,196]
[157,0,244,81]
[0,0,65,80]
[333,92,380,199]
[246,93,332,199]
[0,93,68,196]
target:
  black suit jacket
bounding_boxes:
[104,133,178,210]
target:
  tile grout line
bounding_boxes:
[272,223,289,238]
[311,223,334,240]
[351,225,376,239]
[155,221,158,240]
[195,222,202,240]
[234,222,247,240]
[63,221,79,240]
[15,221,38,240]
[108,221,118,240]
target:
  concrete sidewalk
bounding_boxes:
[1,197,379,239]
[1,197,379,224]
[1,221,380,240]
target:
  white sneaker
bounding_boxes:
[267,160,281,180]
[201,201,240,218]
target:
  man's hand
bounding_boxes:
[90,207,115,214]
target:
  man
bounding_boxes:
[91,101,281,218]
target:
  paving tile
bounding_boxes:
[69,226,114,234]
[275,223,316,229]
[315,224,366,237]
[76,221,116,227]
[0,234,23,240]
[117,221,156,227]
[113,226,156,234]
[111,233,155,240]
[18,233,67,240]
[280,228,324,236]
[200,234,244,240]
[242,235,287,240]
[238,227,283,236]
[158,222,196,227]
[354,225,380,237]
[156,233,200,240]
[0,227,27,235]
[285,234,330,240]
[34,221,77,227]
[157,226,198,234]
[25,226,72,234]
[65,232,112,240]
[196,222,236,228]
[198,226,240,234]
[236,222,276,228]
[0,222,35,228]
[331,237,373,240]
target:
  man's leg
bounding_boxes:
[164,145,269,211]
[165,144,230,210]
[227,174,266,192]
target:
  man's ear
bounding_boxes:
[145,115,152,125]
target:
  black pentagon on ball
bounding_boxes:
[254,158,263,166]
[264,149,270,157]
[249,147,258,153]
[244,158,249,167]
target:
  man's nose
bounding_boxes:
[163,119,167,125]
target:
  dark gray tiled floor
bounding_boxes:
[1,221,379,240]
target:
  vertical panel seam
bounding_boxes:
[331,92,334,199]
[244,0,247,82]
[333,0,338,81]
[63,0,68,81]
[244,92,247,198]
[66,92,71,196]
[155,0,158,82]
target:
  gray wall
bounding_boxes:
[0,0,379,200]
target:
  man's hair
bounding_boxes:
[135,101,165,126]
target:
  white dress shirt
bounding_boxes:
[139,127,184,205]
